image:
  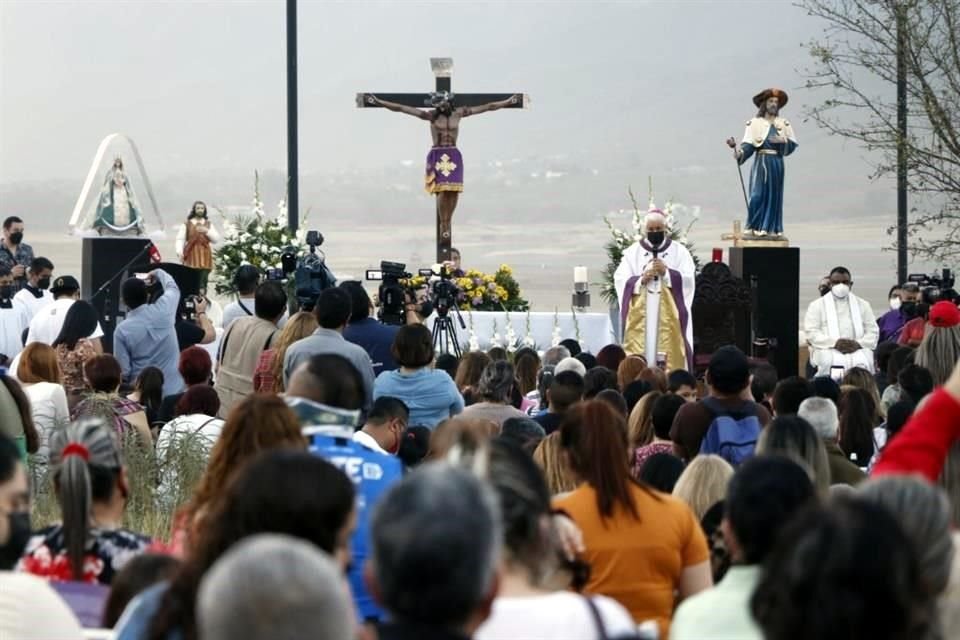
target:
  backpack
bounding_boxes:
[698,397,761,466]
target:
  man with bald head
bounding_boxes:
[614,209,696,371]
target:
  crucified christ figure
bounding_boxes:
[365,92,520,243]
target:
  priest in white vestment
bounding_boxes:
[804,267,878,376]
[614,209,696,371]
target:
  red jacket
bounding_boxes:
[872,388,960,481]
[897,317,926,347]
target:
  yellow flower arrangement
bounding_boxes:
[457,265,528,312]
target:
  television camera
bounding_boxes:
[907,269,958,305]
[365,261,466,356]
[273,230,336,312]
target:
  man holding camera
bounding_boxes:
[175,294,216,352]
[114,268,184,395]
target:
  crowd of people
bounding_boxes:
[1,221,960,639]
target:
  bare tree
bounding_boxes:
[800,0,960,264]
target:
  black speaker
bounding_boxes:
[729,247,801,378]
[81,237,153,352]
[154,263,203,300]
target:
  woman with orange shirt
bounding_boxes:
[554,400,712,638]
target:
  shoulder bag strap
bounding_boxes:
[263,329,277,351]
[217,324,236,365]
[193,417,219,436]
[583,596,609,640]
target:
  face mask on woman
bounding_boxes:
[0,510,31,570]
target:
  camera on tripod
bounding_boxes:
[430,265,460,317]
[423,264,466,357]
[283,230,336,312]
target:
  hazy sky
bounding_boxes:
[1,0,895,227]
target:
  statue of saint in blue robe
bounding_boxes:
[737,117,798,235]
[93,158,144,236]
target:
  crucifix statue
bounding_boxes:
[358,58,527,262]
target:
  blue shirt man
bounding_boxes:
[344,318,399,377]
[309,427,404,623]
[113,269,184,396]
[339,281,400,377]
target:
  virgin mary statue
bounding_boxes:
[93,157,144,235]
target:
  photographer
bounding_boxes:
[898,276,959,348]
[175,294,215,352]
[402,286,433,324]
[340,281,400,377]
[114,268,183,396]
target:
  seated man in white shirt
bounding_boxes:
[804,266,878,376]
[12,257,54,320]
[0,267,30,365]
[671,457,815,640]
[353,396,409,455]
[25,276,104,353]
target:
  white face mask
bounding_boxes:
[832,283,850,299]
[889,297,902,310]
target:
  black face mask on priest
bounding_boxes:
[645,216,668,248]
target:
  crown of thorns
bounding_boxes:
[430,91,455,106]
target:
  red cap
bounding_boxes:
[929,301,960,328]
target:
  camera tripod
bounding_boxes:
[432,303,466,359]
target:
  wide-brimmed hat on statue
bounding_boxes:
[753,88,789,108]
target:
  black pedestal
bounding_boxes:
[729,247,800,379]
[82,237,153,352]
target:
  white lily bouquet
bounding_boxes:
[522,310,536,348]
[600,180,701,305]
[504,310,518,354]
[213,172,310,295]
[467,310,481,352]
[490,319,503,350]
[551,308,562,347]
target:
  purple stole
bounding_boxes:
[619,239,694,371]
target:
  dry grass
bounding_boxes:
[31,422,212,542]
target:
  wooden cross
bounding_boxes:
[721,220,744,246]
[358,58,526,263]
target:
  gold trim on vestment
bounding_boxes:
[623,287,687,371]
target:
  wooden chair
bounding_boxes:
[692,262,767,378]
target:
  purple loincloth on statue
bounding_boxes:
[425,146,464,194]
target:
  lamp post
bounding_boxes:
[286,0,299,232]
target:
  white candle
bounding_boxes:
[574,266,588,283]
